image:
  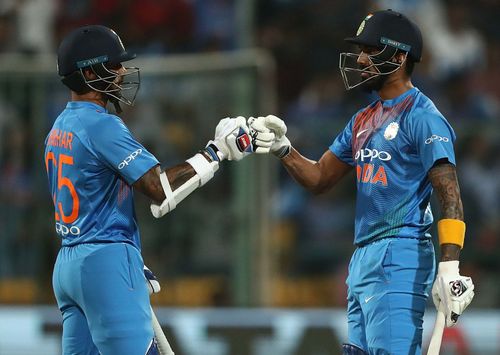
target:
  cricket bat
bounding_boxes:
[151,306,175,355]
[427,309,446,355]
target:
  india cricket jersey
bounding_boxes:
[330,87,456,245]
[44,101,159,248]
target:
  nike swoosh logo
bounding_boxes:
[364,295,375,303]
[356,128,369,138]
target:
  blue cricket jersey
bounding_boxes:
[330,87,456,245]
[44,101,159,249]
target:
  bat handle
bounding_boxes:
[427,309,446,355]
[151,306,175,355]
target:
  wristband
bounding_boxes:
[274,145,291,159]
[202,143,223,162]
[438,219,465,248]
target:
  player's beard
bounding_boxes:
[358,69,389,93]
[358,61,398,92]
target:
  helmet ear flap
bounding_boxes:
[61,71,91,94]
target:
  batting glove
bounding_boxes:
[248,115,291,158]
[144,265,161,295]
[432,261,474,327]
[247,116,275,154]
[208,116,254,161]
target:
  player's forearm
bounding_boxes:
[164,163,198,191]
[134,164,197,203]
[280,148,328,194]
[428,162,464,261]
[428,162,464,221]
[440,244,461,262]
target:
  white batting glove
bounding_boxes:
[248,116,275,153]
[432,261,474,327]
[248,115,291,158]
[208,116,253,161]
[144,265,161,295]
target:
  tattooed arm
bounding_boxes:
[429,160,474,326]
[133,164,198,203]
[428,159,464,261]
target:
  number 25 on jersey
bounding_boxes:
[45,152,80,224]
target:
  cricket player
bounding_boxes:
[44,25,272,355]
[250,10,475,355]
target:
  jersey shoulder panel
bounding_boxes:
[78,111,159,184]
[409,92,443,117]
[406,92,455,140]
[82,111,128,138]
[406,92,457,171]
[77,111,134,162]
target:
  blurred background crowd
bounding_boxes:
[0,0,499,310]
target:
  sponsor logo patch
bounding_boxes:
[425,135,449,144]
[118,148,143,169]
[355,148,392,162]
[236,129,252,152]
[450,279,468,297]
[356,128,369,138]
[55,222,81,236]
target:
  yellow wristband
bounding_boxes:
[438,219,466,248]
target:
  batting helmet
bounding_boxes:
[57,25,140,112]
[345,9,422,62]
[339,10,423,90]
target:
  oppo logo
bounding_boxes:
[118,149,142,169]
[355,148,392,162]
[55,223,81,236]
[425,135,449,144]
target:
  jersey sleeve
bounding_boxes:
[329,117,355,166]
[410,108,457,172]
[89,114,159,185]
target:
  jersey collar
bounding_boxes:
[380,87,418,107]
[67,101,108,113]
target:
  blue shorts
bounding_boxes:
[346,238,435,355]
[53,243,154,355]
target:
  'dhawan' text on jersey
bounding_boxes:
[47,129,73,150]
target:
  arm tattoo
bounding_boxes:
[428,162,464,261]
[428,162,464,220]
